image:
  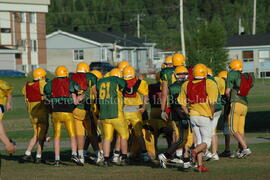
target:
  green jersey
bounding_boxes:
[160,67,176,86]
[97,76,126,120]
[168,81,184,108]
[69,72,97,110]
[226,70,254,105]
[208,75,222,111]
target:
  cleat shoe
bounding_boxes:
[211,153,219,161]
[71,155,83,166]
[119,155,129,166]
[230,150,241,158]
[140,152,151,162]
[170,156,183,164]
[196,164,209,172]
[22,155,34,162]
[219,150,231,157]
[112,153,120,164]
[78,155,85,166]
[238,148,252,158]
[103,160,112,167]
[203,152,213,161]
[96,151,104,164]
[183,162,191,169]
[158,154,167,168]
[35,158,42,164]
[53,160,61,167]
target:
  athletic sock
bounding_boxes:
[176,149,183,157]
[72,151,77,156]
[114,150,120,155]
[104,157,110,162]
[55,156,60,161]
[121,154,127,159]
[36,154,42,159]
[25,151,31,156]
[141,150,147,154]
[78,150,84,157]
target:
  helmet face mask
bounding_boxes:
[176,73,188,81]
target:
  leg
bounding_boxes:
[52,113,62,161]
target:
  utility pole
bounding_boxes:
[137,14,140,38]
[179,0,186,57]
[252,0,257,35]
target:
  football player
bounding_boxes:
[22,67,49,163]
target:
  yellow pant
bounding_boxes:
[124,111,143,137]
[52,112,76,138]
[228,102,247,134]
[102,113,129,141]
[172,121,193,148]
[27,101,48,139]
[73,108,92,136]
[0,113,3,120]
[130,129,156,158]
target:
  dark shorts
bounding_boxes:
[0,105,4,114]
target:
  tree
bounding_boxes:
[187,17,228,73]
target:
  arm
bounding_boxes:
[0,121,15,154]
[6,94,12,111]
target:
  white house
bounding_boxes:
[46,30,156,73]
[226,34,270,78]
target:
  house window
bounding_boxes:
[74,49,84,61]
[21,39,27,51]
[20,13,26,23]
[30,13,36,24]
[101,48,106,61]
[22,65,26,71]
[242,51,254,62]
[0,28,11,33]
[260,71,270,78]
[31,40,37,52]
[31,65,37,71]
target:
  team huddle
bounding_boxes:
[0,53,254,172]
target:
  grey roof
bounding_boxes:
[227,34,270,47]
[68,31,146,47]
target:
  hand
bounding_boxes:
[6,103,11,111]
[77,94,85,102]
[139,107,145,113]
[5,142,15,155]
[161,111,168,121]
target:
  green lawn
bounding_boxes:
[1,143,270,180]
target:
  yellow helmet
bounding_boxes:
[207,67,213,76]
[33,67,46,80]
[218,71,228,79]
[55,66,68,77]
[175,66,188,75]
[229,59,243,71]
[118,61,130,71]
[76,62,89,73]
[110,68,122,78]
[173,53,185,66]
[193,64,207,78]
[161,63,166,69]
[123,66,135,79]
[104,72,110,77]
[165,56,173,64]
[91,70,102,79]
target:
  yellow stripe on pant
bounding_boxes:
[228,102,247,134]
[173,121,193,148]
[52,112,76,138]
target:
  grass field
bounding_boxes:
[1,143,270,180]
[0,76,270,179]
